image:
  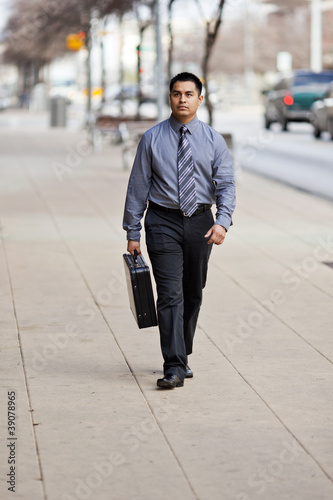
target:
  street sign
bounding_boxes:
[66,33,86,51]
[277,51,293,71]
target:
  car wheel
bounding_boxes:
[264,116,271,129]
[281,120,288,132]
[327,118,333,140]
[313,124,321,138]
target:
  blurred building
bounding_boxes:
[259,0,333,69]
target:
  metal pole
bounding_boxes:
[86,33,92,123]
[84,9,93,127]
[155,0,164,123]
[311,0,322,72]
[244,0,255,104]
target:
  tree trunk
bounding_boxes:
[18,63,30,108]
[119,15,125,116]
[167,0,176,81]
[202,23,214,126]
[99,18,108,111]
[136,3,155,120]
[32,59,41,86]
[86,29,92,124]
[136,25,145,120]
[200,0,225,126]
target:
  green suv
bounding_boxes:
[264,70,333,131]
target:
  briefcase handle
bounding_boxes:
[133,249,139,266]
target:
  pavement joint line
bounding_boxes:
[235,185,333,256]
[229,224,333,300]
[236,193,333,251]
[237,174,333,240]
[210,258,333,367]
[0,221,48,500]
[140,402,200,500]
[17,143,200,499]
[65,174,124,238]
[241,171,333,225]
[242,165,333,205]
[197,324,333,485]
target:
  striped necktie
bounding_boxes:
[178,125,198,216]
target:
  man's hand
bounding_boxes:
[127,240,141,256]
[204,224,226,245]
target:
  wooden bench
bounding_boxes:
[92,115,156,169]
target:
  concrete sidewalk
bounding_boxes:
[0,123,333,500]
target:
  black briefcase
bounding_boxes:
[123,250,158,329]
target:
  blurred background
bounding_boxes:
[0,0,333,199]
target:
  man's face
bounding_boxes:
[169,81,203,123]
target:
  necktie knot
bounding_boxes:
[180,125,188,136]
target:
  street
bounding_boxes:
[211,107,333,202]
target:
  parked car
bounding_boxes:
[310,83,333,139]
[263,70,333,131]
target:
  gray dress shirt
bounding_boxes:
[123,114,236,241]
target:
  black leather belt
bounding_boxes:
[149,200,211,216]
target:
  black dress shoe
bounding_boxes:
[185,364,193,378]
[157,374,184,389]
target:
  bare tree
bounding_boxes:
[99,17,109,110]
[2,0,137,104]
[2,0,72,100]
[135,1,155,119]
[2,0,139,123]
[197,0,225,126]
[167,0,177,81]
[165,0,226,124]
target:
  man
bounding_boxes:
[123,72,236,389]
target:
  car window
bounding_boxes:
[293,74,333,86]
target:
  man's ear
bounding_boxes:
[198,95,204,105]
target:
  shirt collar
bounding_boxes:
[169,114,199,135]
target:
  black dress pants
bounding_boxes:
[145,207,214,381]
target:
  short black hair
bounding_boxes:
[169,72,203,96]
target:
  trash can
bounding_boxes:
[50,96,67,127]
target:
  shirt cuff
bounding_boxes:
[215,216,232,231]
[126,230,141,242]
